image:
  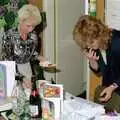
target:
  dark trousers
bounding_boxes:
[94,85,120,113]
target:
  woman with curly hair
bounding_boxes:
[73,15,120,112]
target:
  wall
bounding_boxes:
[43,0,87,96]
[55,0,87,95]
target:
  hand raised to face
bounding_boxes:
[83,48,99,61]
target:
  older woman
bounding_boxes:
[1,4,41,79]
[73,15,120,112]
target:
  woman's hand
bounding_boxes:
[83,48,99,70]
[99,85,117,102]
[83,48,99,61]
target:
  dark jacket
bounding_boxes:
[90,29,120,94]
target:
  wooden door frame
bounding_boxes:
[87,0,104,100]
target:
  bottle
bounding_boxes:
[36,65,45,80]
[29,75,42,118]
[51,77,56,84]
[89,0,96,16]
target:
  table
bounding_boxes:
[1,92,120,120]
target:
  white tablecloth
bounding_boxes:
[62,92,120,120]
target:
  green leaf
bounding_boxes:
[18,0,28,9]
[4,11,15,29]
[0,18,6,28]
[0,0,10,6]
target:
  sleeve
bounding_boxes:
[113,67,120,87]
[112,40,120,87]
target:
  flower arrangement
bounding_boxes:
[0,0,28,30]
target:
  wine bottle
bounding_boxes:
[36,65,45,80]
[51,77,56,84]
[29,75,42,118]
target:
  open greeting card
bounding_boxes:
[38,81,63,120]
[0,61,15,112]
[0,61,15,98]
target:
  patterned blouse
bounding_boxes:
[1,28,38,64]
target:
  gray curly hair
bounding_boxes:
[18,4,41,26]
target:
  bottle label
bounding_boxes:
[30,105,39,116]
[32,90,37,97]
